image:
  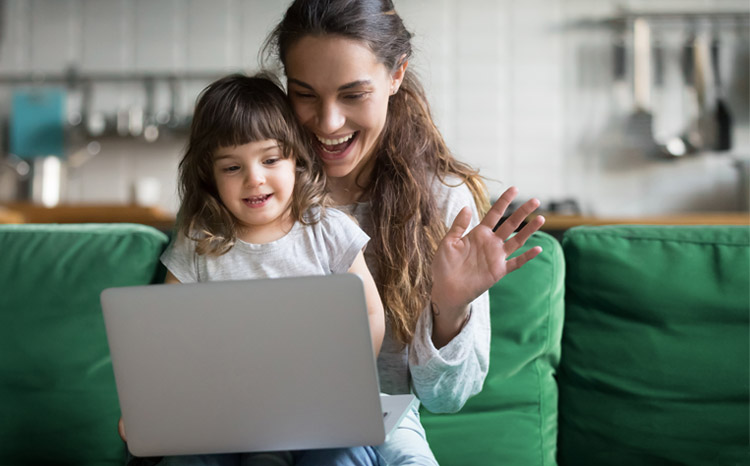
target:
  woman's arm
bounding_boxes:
[348,250,385,357]
[430,186,544,346]
[409,184,544,413]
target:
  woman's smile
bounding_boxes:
[315,132,359,161]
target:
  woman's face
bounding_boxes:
[285,35,406,190]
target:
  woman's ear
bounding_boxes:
[390,55,409,95]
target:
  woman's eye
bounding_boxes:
[344,93,366,100]
[293,91,315,99]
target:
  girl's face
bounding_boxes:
[285,35,406,197]
[213,139,296,243]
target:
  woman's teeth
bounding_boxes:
[316,134,354,146]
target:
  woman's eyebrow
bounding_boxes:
[288,78,372,91]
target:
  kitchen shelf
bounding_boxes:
[567,10,750,29]
[0,69,238,85]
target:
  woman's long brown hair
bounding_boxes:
[265,0,489,346]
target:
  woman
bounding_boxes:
[263,0,545,464]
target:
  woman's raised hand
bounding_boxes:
[431,187,545,328]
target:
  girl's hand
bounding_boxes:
[118,417,127,443]
[430,187,544,345]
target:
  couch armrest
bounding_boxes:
[0,223,169,465]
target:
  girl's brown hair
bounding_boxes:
[178,73,328,255]
[264,0,490,346]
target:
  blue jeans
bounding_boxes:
[125,405,435,466]
[126,447,382,466]
[375,404,438,466]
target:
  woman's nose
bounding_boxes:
[316,101,345,134]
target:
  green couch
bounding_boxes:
[1,223,748,466]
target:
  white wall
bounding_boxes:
[1,0,748,216]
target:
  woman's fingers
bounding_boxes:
[493,197,541,241]
[481,186,518,231]
[504,214,545,254]
[445,206,472,241]
[506,245,543,274]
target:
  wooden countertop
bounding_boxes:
[0,203,176,230]
[0,207,25,224]
[2,203,747,232]
[535,212,750,231]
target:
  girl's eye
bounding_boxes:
[263,158,280,166]
[223,165,240,173]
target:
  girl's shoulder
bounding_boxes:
[302,205,357,224]
[311,206,362,232]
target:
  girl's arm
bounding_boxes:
[164,269,181,284]
[348,250,385,357]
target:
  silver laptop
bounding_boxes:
[101,274,415,457]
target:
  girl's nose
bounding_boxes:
[316,101,345,135]
[246,169,265,187]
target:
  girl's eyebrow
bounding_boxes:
[288,78,372,91]
[213,143,280,160]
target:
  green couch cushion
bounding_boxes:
[421,231,565,466]
[558,225,750,466]
[0,223,169,466]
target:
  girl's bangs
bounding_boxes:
[212,97,295,155]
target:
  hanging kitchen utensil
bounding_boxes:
[625,17,659,157]
[610,29,629,111]
[710,29,732,151]
[694,31,718,151]
[668,26,703,155]
[142,78,160,143]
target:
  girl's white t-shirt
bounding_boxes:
[161,207,369,283]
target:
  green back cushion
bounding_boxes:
[559,226,750,466]
[421,231,565,466]
[0,224,168,466]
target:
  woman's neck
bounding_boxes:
[327,156,375,205]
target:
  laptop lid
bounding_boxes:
[101,274,402,457]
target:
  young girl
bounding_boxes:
[124,73,385,466]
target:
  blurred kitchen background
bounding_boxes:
[0,0,748,226]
